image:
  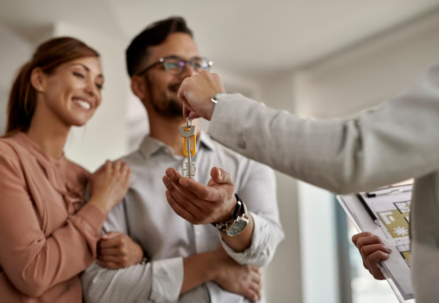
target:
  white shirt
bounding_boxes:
[82,132,284,303]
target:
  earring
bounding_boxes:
[38,86,43,92]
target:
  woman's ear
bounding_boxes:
[130,76,146,100]
[30,67,46,93]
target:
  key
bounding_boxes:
[180,117,197,178]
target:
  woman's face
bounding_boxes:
[41,56,104,127]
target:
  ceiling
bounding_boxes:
[1,0,439,76]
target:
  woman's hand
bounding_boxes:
[88,160,131,215]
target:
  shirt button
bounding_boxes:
[238,138,246,150]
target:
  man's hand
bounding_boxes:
[98,232,145,269]
[212,246,261,302]
[177,70,225,121]
[352,232,392,280]
[162,167,236,224]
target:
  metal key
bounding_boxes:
[180,117,197,178]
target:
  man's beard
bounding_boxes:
[146,78,184,118]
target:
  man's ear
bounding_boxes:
[131,76,146,100]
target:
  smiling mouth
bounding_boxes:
[72,97,92,111]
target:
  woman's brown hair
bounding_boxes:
[5,37,100,135]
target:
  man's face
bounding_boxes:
[139,33,201,118]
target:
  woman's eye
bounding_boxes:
[73,72,85,79]
[95,84,103,90]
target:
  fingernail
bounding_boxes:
[163,176,170,185]
[166,169,174,177]
[180,179,189,187]
[384,253,389,258]
[217,168,221,178]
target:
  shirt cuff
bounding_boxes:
[219,212,271,266]
[150,257,184,302]
[75,203,107,238]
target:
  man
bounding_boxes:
[173,57,439,302]
[82,17,284,303]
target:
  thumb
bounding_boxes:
[210,167,232,185]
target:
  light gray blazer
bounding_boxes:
[207,64,439,302]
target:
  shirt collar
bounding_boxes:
[138,131,216,160]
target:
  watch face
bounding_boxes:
[227,220,248,236]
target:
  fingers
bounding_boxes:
[112,159,122,172]
[355,234,385,252]
[163,176,202,216]
[99,232,125,248]
[165,168,183,183]
[179,177,219,201]
[365,250,390,280]
[360,244,391,260]
[101,160,112,172]
[247,267,261,302]
[177,78,189,101]
[99,255,122,263]
[249,282,261,302]
[99,247,121,256]
[210,167,233,185]
[165,190,196,222]
[165,168,211,206]
[250,267,261,285]
[360,243,391,276]
[121,161,130,178]
[352,232,373,246]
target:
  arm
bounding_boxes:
[83,201,261,303]
[220,162,284,267]
[83,246,261,303]
[82,200,199,303]
[180,67,439,193]
[0,147,105,297]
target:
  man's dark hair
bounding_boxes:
[126,16,193,77]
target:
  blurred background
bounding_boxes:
[1,1,439,302]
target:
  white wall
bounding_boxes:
[295,9,439,120]
[0,24,33,135]
[52,22,131,171]
[256,72,303,303]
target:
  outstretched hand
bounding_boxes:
[162,167,236,224]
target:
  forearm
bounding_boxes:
[180,250,218,295]
[83,258,184,303]
[219,214,254,252]
[0,203,105,297]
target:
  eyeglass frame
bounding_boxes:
[136,55,213,76]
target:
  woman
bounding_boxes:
[0,37,131,302]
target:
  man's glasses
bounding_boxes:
[137,55,213,76]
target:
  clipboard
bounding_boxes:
[337,184,415,302]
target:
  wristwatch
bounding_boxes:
[215,194,249,236]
